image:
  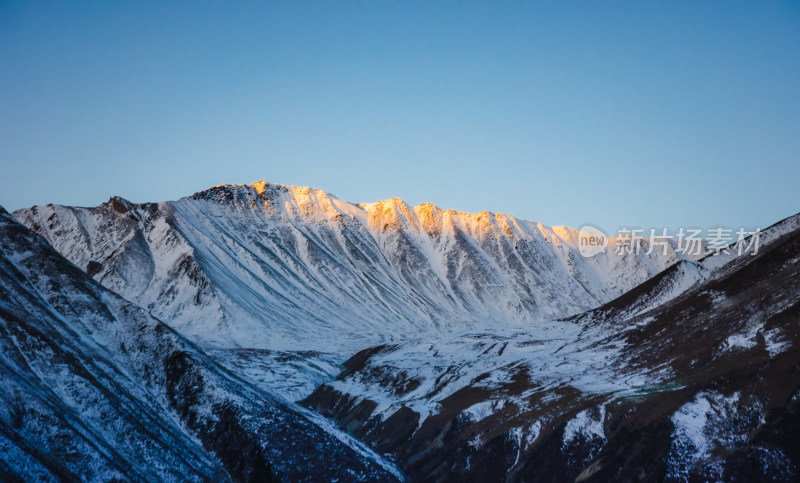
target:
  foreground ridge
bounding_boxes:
[0,206,402,481]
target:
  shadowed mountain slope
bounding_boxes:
[0,206,402,481]
[303,213,800,482]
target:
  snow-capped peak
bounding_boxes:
[14,180,691,354]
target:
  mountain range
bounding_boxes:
[2,180,798,481]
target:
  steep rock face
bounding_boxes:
[302,213,800,482]
[0,207,402,481]
[13,181,690,353]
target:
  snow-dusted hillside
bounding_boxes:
[304,212,800,481]
[5,179,800,482]
[13,181,692,355]
[0,206,402,481]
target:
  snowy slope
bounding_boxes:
[13,181,693,355]
[0,206,402,481]
[7,178,800,481]
[304,211,800,482]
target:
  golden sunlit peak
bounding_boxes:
[249,180,269,195]
[414,202,444,217]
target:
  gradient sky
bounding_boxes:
[1,1,799,233]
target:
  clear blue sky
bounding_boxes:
[1,1,798,232]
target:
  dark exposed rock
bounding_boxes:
[110,196,129,215]
[86,260,102,276]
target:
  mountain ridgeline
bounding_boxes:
[3,180,799,482]
[13,181,690,352]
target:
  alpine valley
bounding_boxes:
[2,180,799,482]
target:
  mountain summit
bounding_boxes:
[14,181,688,355]
[4,181,800,481]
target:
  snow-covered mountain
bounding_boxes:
[13,181,702,402]
[0,206,402,481]
[13,181,691,356]
[4,179,799,482]
[304,212,800,481]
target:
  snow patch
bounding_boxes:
[666,391,764,480]
[462,399,506,423]
[562,405,606,449]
